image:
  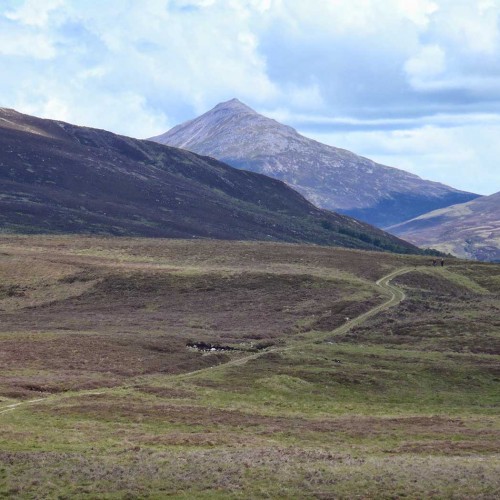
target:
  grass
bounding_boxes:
[0,235,499,498]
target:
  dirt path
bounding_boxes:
[174,266,412,379]
[0,398,46,415]
[0,267,412,414]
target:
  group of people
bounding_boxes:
[432,258,445,267]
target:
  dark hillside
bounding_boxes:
[0,108,418,253]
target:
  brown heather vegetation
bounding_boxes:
[0,235,499,498]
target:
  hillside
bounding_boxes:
[0,236,499,497]
[389,191,500,261]
[0,107,417,253]
[150,98,478,227]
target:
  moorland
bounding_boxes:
[0,235,498,498]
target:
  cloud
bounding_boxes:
[5,0,64,27]
[267,109,500,132]
[432,0,500,55]
[4,0,498,123]
[308,123,500,195]
[0,0,284,133]
[0,27,57,59]
[0,0,499,194]
[405,44,446,85]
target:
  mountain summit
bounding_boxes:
[212,98,256,114]
[151,100,478,228]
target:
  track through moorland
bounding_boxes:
[175,266,411,379]
[0,267,412,415]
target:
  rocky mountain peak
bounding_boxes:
[150,100,479,227]
[212,98,257,115]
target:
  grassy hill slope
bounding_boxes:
[0,236,498,498]
[0,107,418,254]
[389,191,500,261]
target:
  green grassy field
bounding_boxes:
[0,236,498,498]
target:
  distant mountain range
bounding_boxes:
[151,99,478,228]
[0,107,420,254]
[389,191,500,261]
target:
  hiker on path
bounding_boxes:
[440,259,445,267]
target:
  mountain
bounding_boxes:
[388,191,500,261]
[150,99,478,228]
[0,107,420,253]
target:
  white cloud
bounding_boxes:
[0,29,57,59]
[432,0,500,55]
[5,0,64,27]
[268,109,500,130]
[394,0,439,27]
[267,0,438,36]
[1,0,500,194]
[16,85,171,139]
[405,44,446,86]
[286,83,325,111]
[0,0,281,133]
[308,124,500,195]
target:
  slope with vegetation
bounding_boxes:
[0,235,498,498]
[0,107,417,254]
[389,190,500,261]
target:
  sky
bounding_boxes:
[1,0,499,195]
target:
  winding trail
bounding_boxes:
[0,267,412,414]
[331,266,409,337]
[174,266,411,379]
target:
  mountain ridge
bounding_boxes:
[0,107,420,254]
[388,191,500,261]
[150,99,478,227]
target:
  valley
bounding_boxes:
[0,236,498,498]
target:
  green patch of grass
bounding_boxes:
[428,266,490,293]
[183,343,499,418]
